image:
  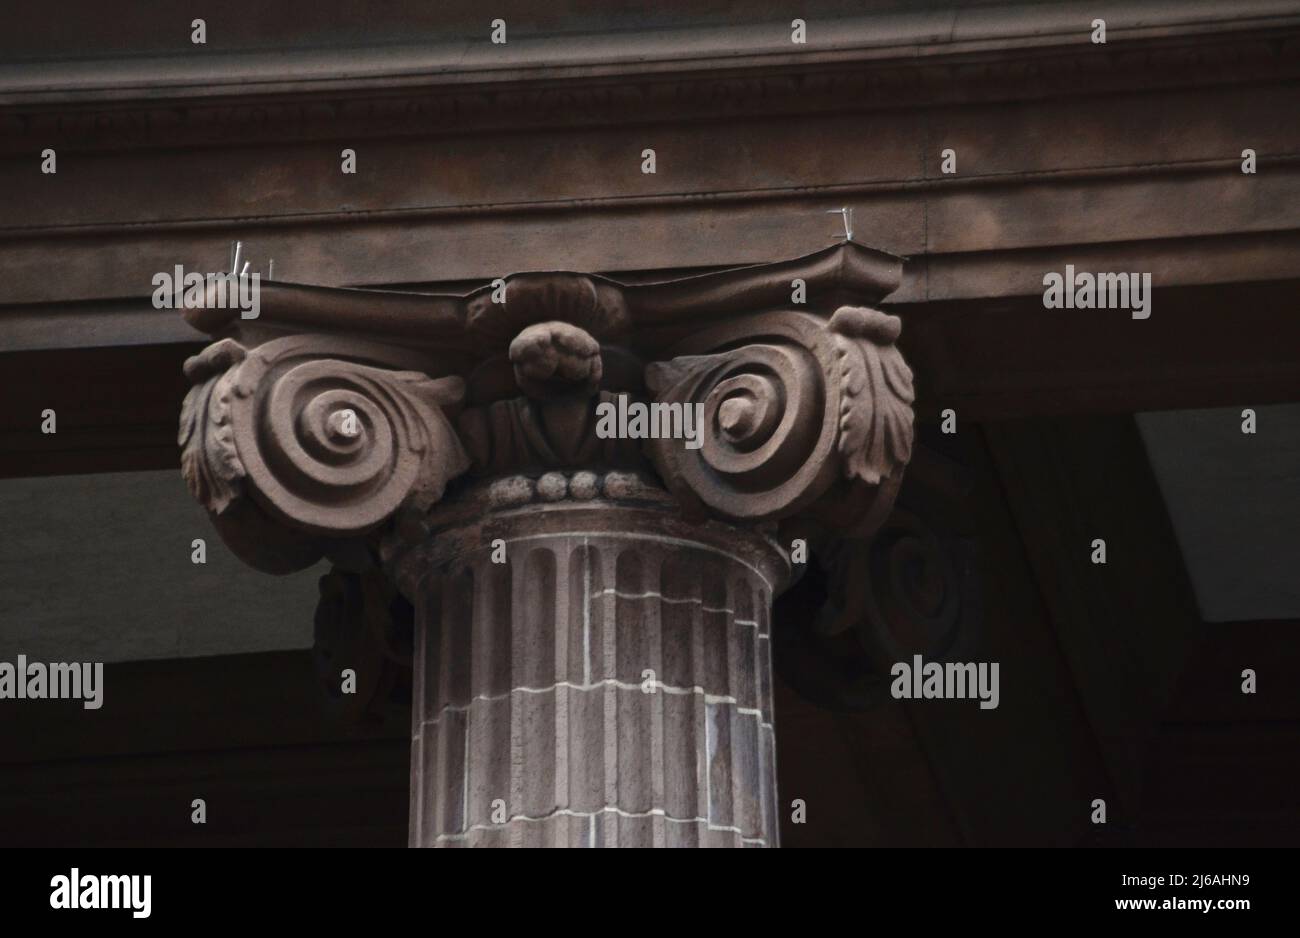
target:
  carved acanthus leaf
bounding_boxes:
[179,338,248,515]
[828,306,915,486]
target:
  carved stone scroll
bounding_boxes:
[181,334,469,572]
[644,307,914,529]
[773,443,981,712]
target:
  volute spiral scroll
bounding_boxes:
[773,476,982,713]
[642,308,915,532]
[179,334,471,572]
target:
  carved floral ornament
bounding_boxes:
[178,242,916,589]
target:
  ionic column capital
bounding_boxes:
[178,242,915,573]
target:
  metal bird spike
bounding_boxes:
[826,207,853,242]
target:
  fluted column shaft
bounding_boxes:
[406,474,786,847]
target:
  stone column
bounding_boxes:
[395,472,786,846]
[177,243,916,847]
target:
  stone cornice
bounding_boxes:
[6,1,1298,101]
[4,2,1299,152]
